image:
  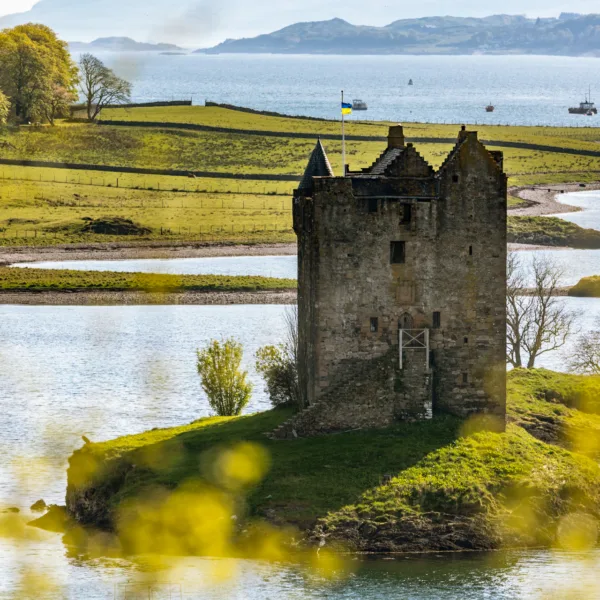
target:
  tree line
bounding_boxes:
[0,24,131,125]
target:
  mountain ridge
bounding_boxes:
[68,37,185,52]
[194,14,600,56]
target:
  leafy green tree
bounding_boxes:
[256,307,300,407]
[0,90,9,124]
[79,53,131,121]
[196,339,253,416]
[42,83,77,125]
[255,344,299,407]
[0,24,78,123]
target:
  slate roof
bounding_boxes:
[298,139,334,191]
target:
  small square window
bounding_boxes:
[452,174,459,183]
[390,241,405,264]
[370,317,379,333]
[464,337,469,344]
[433,312,441,329]
[462,373,469,384]
[368,198,378,213]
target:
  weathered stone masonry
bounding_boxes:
[273,125,507,439]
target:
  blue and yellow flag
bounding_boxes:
[341,102,352,116]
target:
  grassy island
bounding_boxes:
[65,369,600,554]
[569,276,600,297]
[508,216,600,248]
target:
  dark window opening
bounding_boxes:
[390,241,406,264]
[370,317,379,333]
[401,204,412,224]
[462,373,469,384]
[399,312,414,329]
[469,245,473,256]
[464,337,469,344]
[433,311,441,329]
[368,198,378,213]
[452,174,459,183]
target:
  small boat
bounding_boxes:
[486,104,495,113]
[352,99,368,111]
[569,88,597,115]
[408,79,413,86]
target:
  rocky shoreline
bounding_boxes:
[0,289,297,305]
[509,182,600,217]
[0,241,297,266]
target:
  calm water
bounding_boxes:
[554,190,600,232]
[12,255,297,279]
[83,52,600,127]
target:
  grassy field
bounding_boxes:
[1,106,599,247]
[66,369,600,554]
[0,267,296,292]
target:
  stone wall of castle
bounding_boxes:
[289,127,507,437]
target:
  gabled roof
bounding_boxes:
[298,139,334,192]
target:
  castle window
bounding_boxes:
[390,241,405,264]
[368,198,378,213]
[464,337,469,344]
[401,204,412,225]
[452,175,459,183]
[370,317,379,333]
[469,245,473,256]
[433,311,441,329]
[399,312,414,330]
[462,373,469,384]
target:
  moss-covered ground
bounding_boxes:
[67,370,600,552]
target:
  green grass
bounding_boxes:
[3,107,600,247]
[67,370,600,552]
[507,216,600,248]
[569,275,600,297]
[0,267,296,292]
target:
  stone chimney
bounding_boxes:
[387,125,405,149]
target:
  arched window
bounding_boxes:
[399,312,414,329]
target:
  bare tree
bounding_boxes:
[507,252,576,368]
[78,53,131,121]
[569,320,600,375]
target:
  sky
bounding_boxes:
[0,0,597,44]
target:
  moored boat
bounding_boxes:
[352,99,368,111]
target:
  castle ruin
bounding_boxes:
[273,125,507,438]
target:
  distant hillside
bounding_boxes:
[195,14,600,56]
[69,37,185,53]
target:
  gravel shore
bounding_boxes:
[0,242,297,266]
[509,182,600,217]
[0,289,297,306]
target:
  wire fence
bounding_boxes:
[0,172,292,197]
[0,223,294,241]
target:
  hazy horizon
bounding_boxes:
[0,1,598,46]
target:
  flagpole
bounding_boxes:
[341,90,345,176]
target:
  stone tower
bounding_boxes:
[273,125,507,438]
